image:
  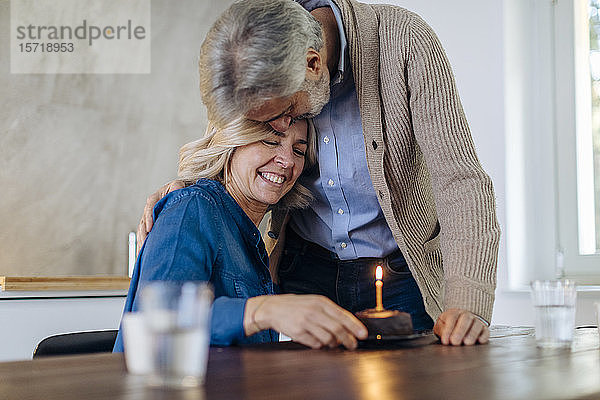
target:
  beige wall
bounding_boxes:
[0,0,234,276]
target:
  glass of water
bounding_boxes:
[141,281,213,387]
[530,280,577,349]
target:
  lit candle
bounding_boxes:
[375,265,383,312]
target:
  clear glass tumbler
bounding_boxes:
[530,280,577,349]
[141,281,213,387]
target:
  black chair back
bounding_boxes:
[33,330,118,358]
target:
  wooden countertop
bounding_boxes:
[0,276,131,291]
[0,327,598,399]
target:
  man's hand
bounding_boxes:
[137,180,186,252]
[433,308,489,346]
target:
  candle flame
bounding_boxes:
[375,265,383,280]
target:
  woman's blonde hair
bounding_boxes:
[178,118,316,211]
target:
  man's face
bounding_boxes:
[245,72,330,132]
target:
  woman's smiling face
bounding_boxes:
[226,119,308,223]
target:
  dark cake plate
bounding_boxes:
[358,330,438,348]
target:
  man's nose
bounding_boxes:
[268,116,293,132]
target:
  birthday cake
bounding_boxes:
[355,309,414,337]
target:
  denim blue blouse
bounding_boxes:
[113,179,278,352]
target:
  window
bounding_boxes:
[554,0,600,280]
[504,0,600,288]
[586,0,600,252]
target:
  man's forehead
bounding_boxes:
[287,119,309,140]
[245,96,294,122]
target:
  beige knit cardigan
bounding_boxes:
[265,0,500,323]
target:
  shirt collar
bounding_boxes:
[296,0,348,85]
[203,179,264,249]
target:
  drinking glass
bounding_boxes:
[530,280,577,349]
[122,312,152,375]
[140,281,213,387]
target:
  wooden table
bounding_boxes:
[1,327,599,400]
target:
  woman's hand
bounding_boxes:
[137,180,186,253]
[245,295,368,350]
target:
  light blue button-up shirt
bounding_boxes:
[291,0,399,260]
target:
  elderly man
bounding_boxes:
[141,0,500,346]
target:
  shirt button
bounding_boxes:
[328,179,334,187]
[337,208,344,215]
[323,136,330,144]
[340,242,347,249]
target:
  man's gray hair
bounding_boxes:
[199,0,323,128]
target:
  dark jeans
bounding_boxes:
[278,228,434,331]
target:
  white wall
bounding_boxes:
[0,293,125,362]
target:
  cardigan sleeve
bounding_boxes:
[405,13,500,321]
[114,192,247,351]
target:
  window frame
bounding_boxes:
[504,0,600,289]
[554,0,600,281]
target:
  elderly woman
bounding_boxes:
[113,118,367,351]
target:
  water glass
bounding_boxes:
[530,280,577,349]
[122,312,152,375]
[140,281,213,387]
